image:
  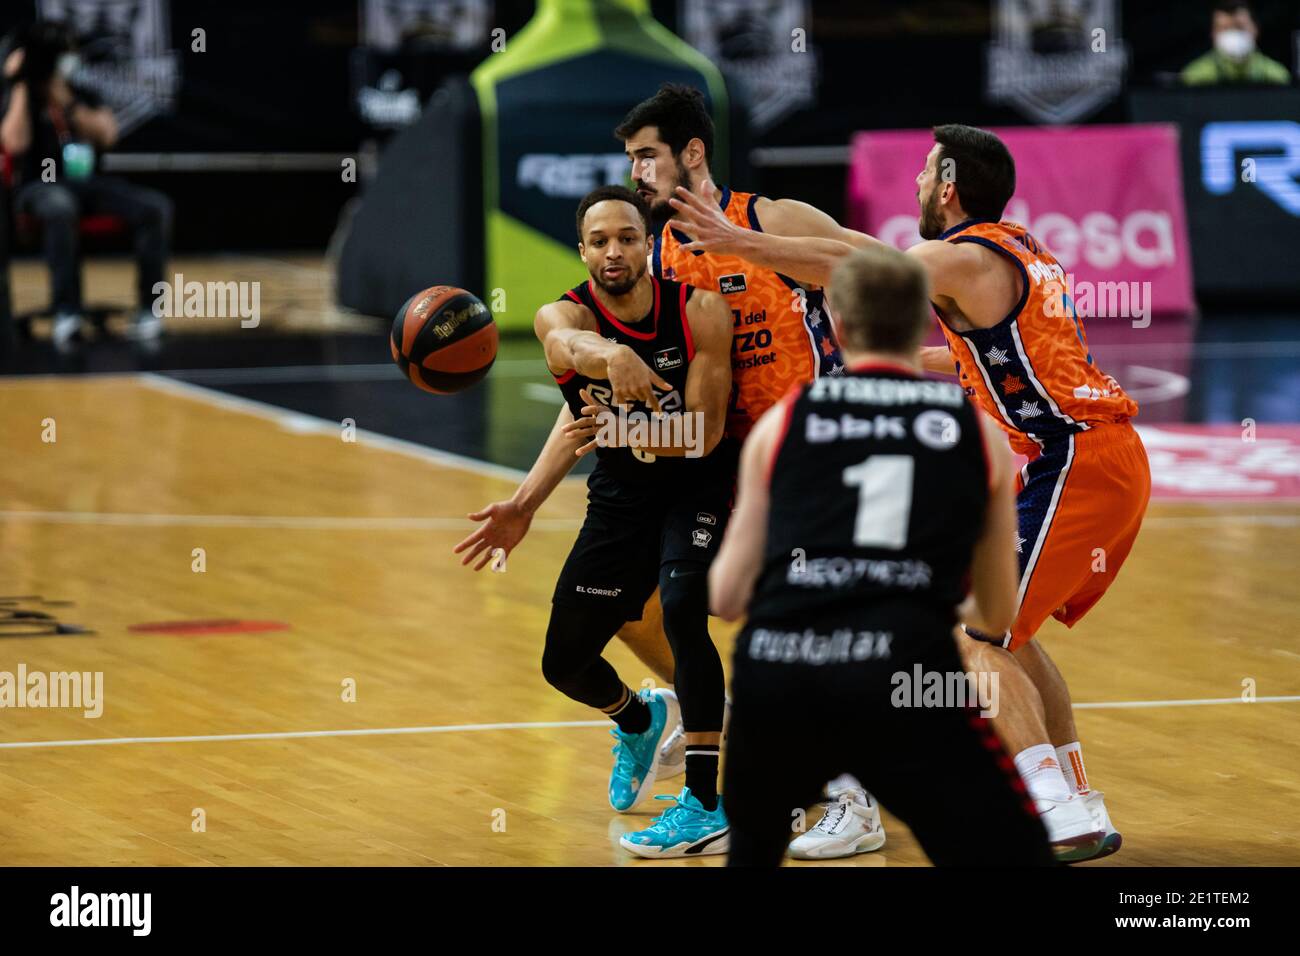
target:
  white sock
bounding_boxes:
[1055,741,1089,795]
[1013,744,1072,802]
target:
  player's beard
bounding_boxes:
[918,185,945,241]
[590,257,646,297]
[642,159,690,230]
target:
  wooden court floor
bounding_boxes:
[1,374,1298,866]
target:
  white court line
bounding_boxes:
[138,373,529,483]
[0,510,581,530]
[1,697,1297,751]
[1074,695,1300,710]
[0,720,607,750]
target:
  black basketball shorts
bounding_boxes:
[552,465,732,621]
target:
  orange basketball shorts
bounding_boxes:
[1006,422,1151,651]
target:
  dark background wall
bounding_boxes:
[2,0,1298,252]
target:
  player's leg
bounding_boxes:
[619,496,729,857]
[959,437,1103,853]
[614,589,675,685]
[724,642,829,867]
[786,773,887,861]
[1007,426,1151,859]
[550,473,678,812]
[543,599,679,814]
[854,639,1055,867]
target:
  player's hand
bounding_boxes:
[668,177,744,255]
[453,499,533,571]
[563,387,612,457]
[606,345,670,412]
[3,48,24,80]
[48,75,74,110]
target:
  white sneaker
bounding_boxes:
[51,312,84,352]
[658,697,730,779]
[788,787,887,860]
[658,721,686,779]
[1057,790,1122,863]
[124,310,164,342]
[1036,794,1104,859]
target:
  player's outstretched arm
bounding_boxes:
[535,300,670,411]
[668,181,865,288]
[453,403,583,571]
[959,415,1019,635]
[709,399,783,620]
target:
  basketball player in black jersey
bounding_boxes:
[532,185,736,857]
[710,244,1054,866]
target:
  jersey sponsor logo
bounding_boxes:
[691,529,713,548]
[733,350,777,371]
[581,382,684,415]
[575,585,622,597]
[912,410,962,450]
[806,413,907,443]
[719,273,748,294]
[787,556,932,590]
[696,512,717,526]
[653,347,684,371]
[748,627,894,666]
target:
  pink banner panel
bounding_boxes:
[847,125,1195,316]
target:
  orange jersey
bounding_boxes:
[655,187,843,440]
[933,220,1138,456]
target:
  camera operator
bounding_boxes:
[1,22,173,349]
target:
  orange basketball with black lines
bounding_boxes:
[390,286,498,394]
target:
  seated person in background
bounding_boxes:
[1,22,173,349]
[1180,1,1291,86]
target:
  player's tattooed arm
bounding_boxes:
[709,398,783,620]
[535,300,670,410]
[454,404,582,571]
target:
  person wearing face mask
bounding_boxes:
[1,21,174,350]
[1180,0,1291,86]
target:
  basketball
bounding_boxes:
[390,286,498,394]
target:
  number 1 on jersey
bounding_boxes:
[842,455,914,550]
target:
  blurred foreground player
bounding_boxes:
[710,245,1053,867]
[531,186,736,857]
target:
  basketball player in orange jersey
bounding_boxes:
[456,83,892,855]
[671,124,1150,862]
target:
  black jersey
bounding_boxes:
[747,363,990,642]
[552,276,732,485]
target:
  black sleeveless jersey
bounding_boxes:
[552,276,734,485]
[747,365,990,641]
